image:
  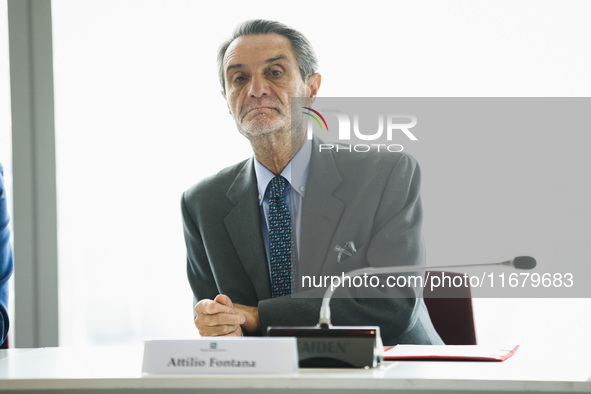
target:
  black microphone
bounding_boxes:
[502,256,537,270]
[268,256,536,368]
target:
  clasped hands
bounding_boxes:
[194,294,260,336]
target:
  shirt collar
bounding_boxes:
[253,139,312,205]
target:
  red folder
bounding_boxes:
[383,345,519,361]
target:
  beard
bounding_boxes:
[237,99,290,137]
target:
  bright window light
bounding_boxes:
[51,0,591,353]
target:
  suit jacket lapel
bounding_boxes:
[224,158,272,301]
[299,139,345,278]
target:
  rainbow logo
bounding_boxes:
[303,107,329,131]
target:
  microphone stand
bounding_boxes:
[269,256,536,368]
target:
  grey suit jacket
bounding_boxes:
[181,139,443,345]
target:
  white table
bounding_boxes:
[0,345,590,393]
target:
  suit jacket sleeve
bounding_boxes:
[0,163,13,345]
[181,192,219,304]
[182,159,271,318]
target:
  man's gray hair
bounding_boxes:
[217,19,319,92]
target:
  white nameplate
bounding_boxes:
[142,338,298,375]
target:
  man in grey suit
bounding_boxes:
[181,20,442,345]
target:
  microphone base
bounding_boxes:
[267,325,382,368]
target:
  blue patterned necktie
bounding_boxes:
[268,176,292,297]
